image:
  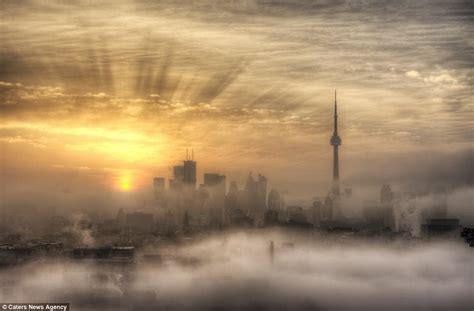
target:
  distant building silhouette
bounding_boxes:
[170,165,184,191]
[204,174,226,195]
[245,172,267,219]
[287,206,311,226]
[380,184,396,230]
[330,90,342,197]
[324,90,343,221]
[267,189,282,211]
[225,181,239,211]
[170,149,197,191]
[422,218,460,239]
[203,173,226,225]
[153,177,165,190]
[183,162,196,190]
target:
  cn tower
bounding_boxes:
[330,90,341,196]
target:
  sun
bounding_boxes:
[118,174,133,191]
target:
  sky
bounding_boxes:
[0,0,472,207]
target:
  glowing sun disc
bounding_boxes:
[118,174,133,191]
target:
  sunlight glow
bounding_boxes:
[118,174,133,192]
[1,121,167,163]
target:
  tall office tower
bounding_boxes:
[330,90,342,196]
[183,149,197,190]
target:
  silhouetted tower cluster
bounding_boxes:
[170,149,197,191]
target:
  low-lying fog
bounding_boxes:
[1,230,473,310]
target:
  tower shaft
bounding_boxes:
[333,144,339,183]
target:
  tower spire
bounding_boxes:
[334,89,338,135]
[330,90,342,196]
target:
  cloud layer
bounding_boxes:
[0,0,472,203]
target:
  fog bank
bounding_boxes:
[1,230,472,310]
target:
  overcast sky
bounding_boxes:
[0,0,472,205]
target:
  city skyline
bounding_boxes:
[0,0,472,207]
[0,2,473,310]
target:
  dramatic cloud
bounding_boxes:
[0,0,472,205]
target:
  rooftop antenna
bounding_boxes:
[192,148,194,160]
[186,148,188,160]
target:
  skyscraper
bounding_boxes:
[183,148,197,189]
[330,90,342,196]
[169,149,196,193]
[183,159,196,189]
[244,172,267,218]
